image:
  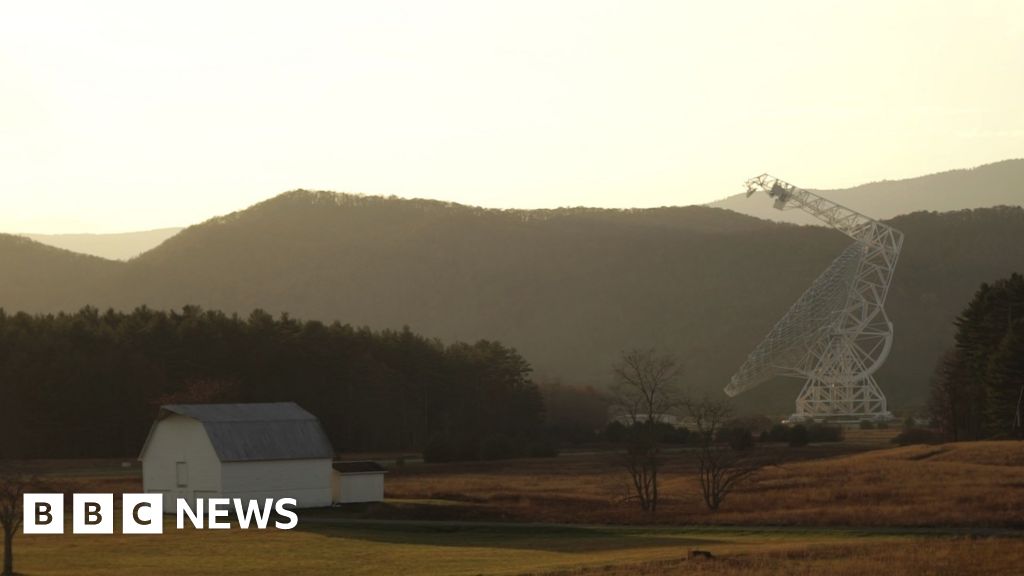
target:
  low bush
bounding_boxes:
[719,427,755,451]
[478,434,516,460]
[808,424,844,443]
[788,424,809,447]
[603,421,689,445]
[763,423,791,443]
[527,437,559,458]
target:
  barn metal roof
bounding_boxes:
[162,402,317,423]
[155,402,335,462]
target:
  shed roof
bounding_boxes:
[144,402,334,462]
[333,461,387,474]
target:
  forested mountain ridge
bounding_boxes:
[2,191,1023,413]
[710,159,1024,225]
[15,160,1022,261]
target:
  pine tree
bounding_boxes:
[934,273,1024,439]
[985,322,1024,437]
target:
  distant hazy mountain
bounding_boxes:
[709,159,1024,224]
[2,189,1023,414]
[22,227,183,261]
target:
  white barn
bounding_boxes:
[139,402,335,509]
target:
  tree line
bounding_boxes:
[930,273,1024,440]
[0,306,544,459]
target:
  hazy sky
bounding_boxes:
[2,1,1022,233]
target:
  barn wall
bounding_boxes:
[221,459,332,508]
[333,472,385,503]
[140,414,222,511]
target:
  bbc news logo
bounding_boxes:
[23,494,299,534]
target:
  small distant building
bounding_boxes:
[608,409,683,427]
[139,402,335,509]
[332,461,387,504]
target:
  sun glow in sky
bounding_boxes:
[2,0,1022,233]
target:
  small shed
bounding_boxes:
[139,402,335,509]
[332,461,386,504]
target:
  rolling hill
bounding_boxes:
[709,159,1024,225]
[0,234,121,311]
[2,189,1023,414]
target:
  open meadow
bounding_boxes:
[380,439,1024,527]
[11,437,1024,574]
[12,519,1023,576]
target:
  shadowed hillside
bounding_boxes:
[0,234,121,310]
[1,193,1023,412]
[710,159,1024,225]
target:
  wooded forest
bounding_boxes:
[930,273,1024,440]
[0,307,544,458]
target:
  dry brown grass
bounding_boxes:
[10,444,1023,575]
[23,440,1024,528]
[834,427,902,445]
[16,517,992,576]
[15,459,142,498]
[384,441,1024,527]
[563,537,1024,576]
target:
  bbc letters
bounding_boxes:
[23,494,298,534]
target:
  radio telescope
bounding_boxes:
[725,175,904,422]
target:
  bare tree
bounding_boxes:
[688,397,764,511]
[610,348,681,513]
[0,462,36,576]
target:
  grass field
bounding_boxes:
[591,537,1024,576]
[9,438,1024,574]
[381,440,1024,526]
[19,440,1024,528]
[13,519,1022,576]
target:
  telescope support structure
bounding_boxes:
[729,175,904,422]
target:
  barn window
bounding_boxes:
[176,462,188,487]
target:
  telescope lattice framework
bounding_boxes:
[725,175,904,421]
